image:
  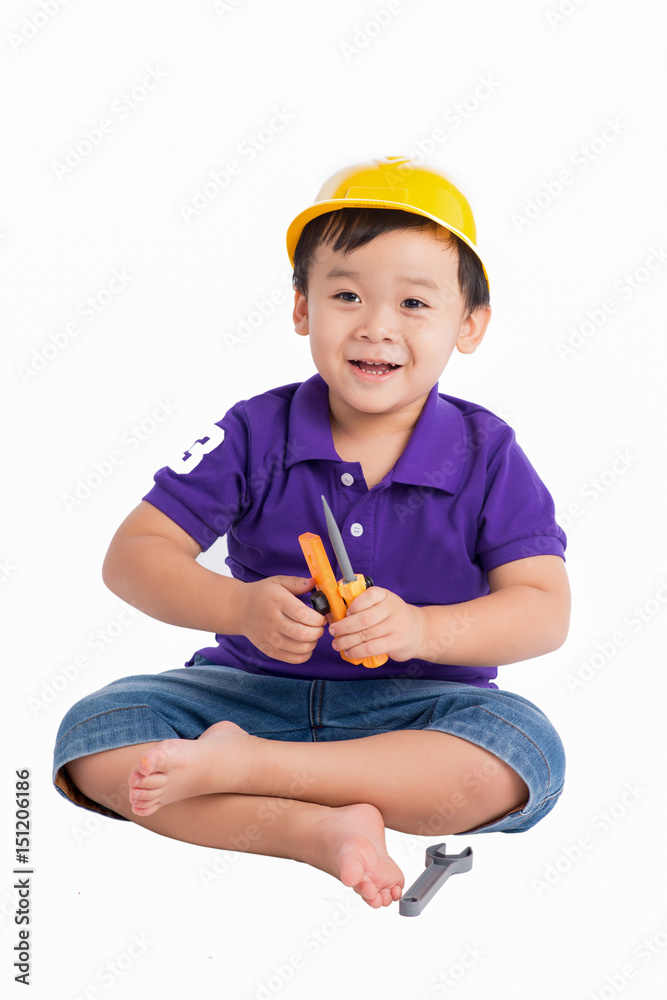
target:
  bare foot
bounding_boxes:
[127,720,253,816]
[302,802,405,909]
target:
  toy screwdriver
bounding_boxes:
[298,496,388,669]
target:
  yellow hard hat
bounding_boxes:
[286,155,487,284]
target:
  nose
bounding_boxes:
[354,302,399,343]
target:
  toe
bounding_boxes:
[128,788,153,803]
[131,801,160,816]
[128,772,164,791]
[138,742,178,776]
[357,876,380,903]
[129,793,155,810]
[138,752,162,777]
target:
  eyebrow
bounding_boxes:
[324,268,440,291]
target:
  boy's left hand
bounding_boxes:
[328,587,425,663]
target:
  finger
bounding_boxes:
[271,629,320,657]
[271,646,316,665]
[330,604,389,638]
[284,589,330,628]
[280,613,325,643]
[345,586,387,615]
[291,603,329,628]
[270,576,327,624]
[334,632,387,660]
[331,621,390,654]
[276,575,318,595]
[276,639,318,658]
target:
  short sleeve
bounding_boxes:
[476,425,566,572]
[142,401,250,551]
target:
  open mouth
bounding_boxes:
[349,360,402,376]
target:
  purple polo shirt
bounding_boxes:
[143,373,566,687]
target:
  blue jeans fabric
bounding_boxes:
[53,657,565,834]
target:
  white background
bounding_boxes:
[3,1,667,997]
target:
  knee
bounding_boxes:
[63,750,133,819]
[493,757,530,805]
[64,754,101,797]
[460,756,529,831]
[416,756,528,838]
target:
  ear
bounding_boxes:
[456,306,491,354]
[293,290,309,337]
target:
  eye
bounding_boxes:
[402,298,427,309]
[335,291,360,303]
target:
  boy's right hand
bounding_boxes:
[230,576,325,664]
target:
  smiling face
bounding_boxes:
[293,226,491,435]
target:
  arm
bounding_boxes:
[328,555,570,667]
[418,555,570,666]
[102,500,244,633]
[102,500,325,662]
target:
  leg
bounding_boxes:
[65,746,405,909]
[126,721,528,834]
[248,727,529,833]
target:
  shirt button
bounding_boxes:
[341,473,354,486]
[350,523,363,537]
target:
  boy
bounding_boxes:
[53,156,569,910]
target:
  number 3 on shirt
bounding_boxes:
[167,424,225,475]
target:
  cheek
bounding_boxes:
[417,334,453,359]
[308,339,337,374]
[433,330,460,357]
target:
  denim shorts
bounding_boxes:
[53,657,565,834]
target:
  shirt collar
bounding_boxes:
[286,372,466,494]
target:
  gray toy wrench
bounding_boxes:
[399,843,473,916]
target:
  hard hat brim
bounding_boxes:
[286,198,488,283]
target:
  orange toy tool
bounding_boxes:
[298,495,388,669]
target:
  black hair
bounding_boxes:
[291,207,490,315]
